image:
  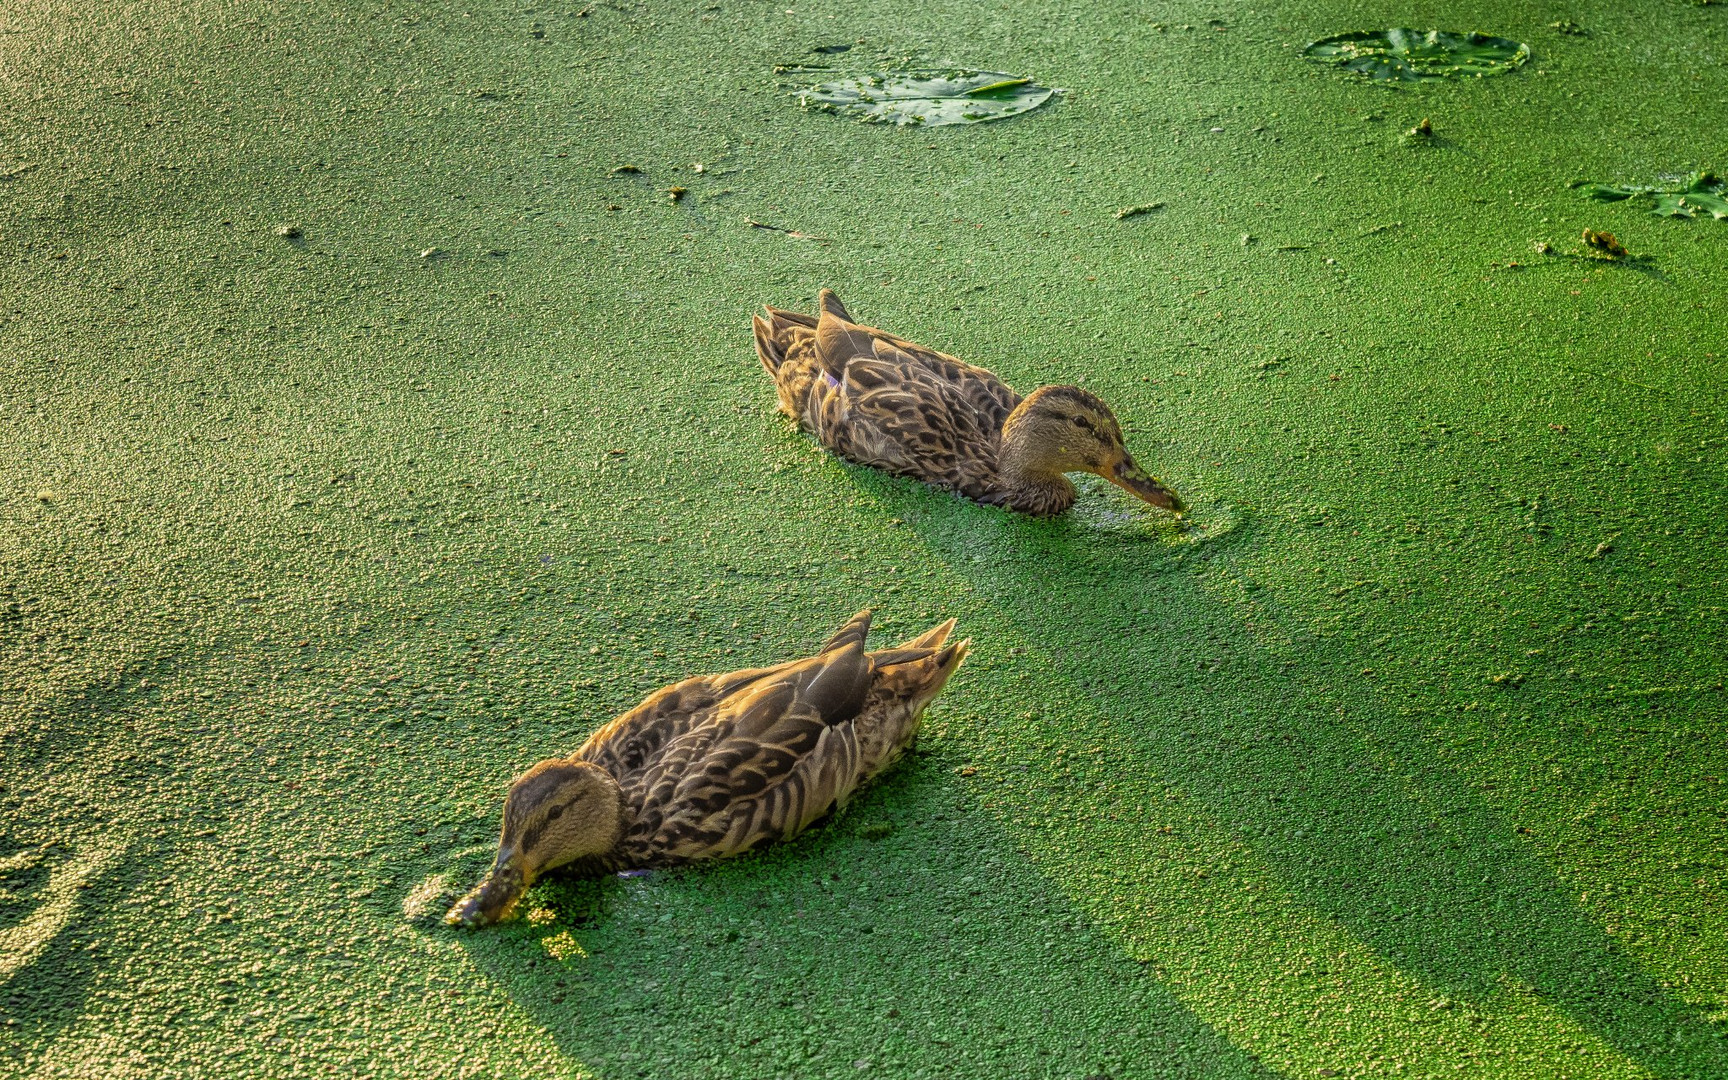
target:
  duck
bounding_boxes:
[753,290,1183,516]
[446,610,968,927]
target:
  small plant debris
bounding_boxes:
[1302,29,1530,81]
[798,69,1054,126]
[1570,171,1728,220]
[608,165,641,176]
[275,224,303,239]
[1115,202,1164,219]
[1581,229,1628,259]
[542,930,587,960]
[1548,20,1588,36]
[745,219,829,241]
[667,186,688,202]
[1402,117,1434,145]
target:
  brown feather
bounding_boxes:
[579,611,963,868]
[449,613,971,927]
[754,291,1179,515]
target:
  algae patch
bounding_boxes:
[1571,171,1728,220]
[1302,29,1529,81]
[798,70,1054,126]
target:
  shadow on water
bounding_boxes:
[0,840,132,1062]
[450,752,1278,1079]
[870,470,1727,1077]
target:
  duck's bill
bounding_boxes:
[443,856,526,929]
[1109,458,1184,513]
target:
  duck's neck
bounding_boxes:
[589,766,630,864]
[997,408,1077,515]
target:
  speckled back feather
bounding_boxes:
[753,291,1025,505]
[573,610,966,867]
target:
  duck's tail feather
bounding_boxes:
[814,289,875,381]
[934,638,970,679]
[894,617,957,652]
[818,288,854,322]
[766,305,817,330]
[752,313,783,376]
[754,304,821,377]
[870,625,966,681]
[863,646,935,670]
[892,638,969,698]
[819,608,874,654]
[798,639,872,725]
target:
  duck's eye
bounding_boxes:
[1071,415,1090,429]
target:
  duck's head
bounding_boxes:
[444,759,624,929]
[1005,386,1184,512]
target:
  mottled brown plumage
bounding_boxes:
[446,611,968,927]
[753,290,1183,516]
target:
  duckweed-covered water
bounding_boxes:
[3,1,1727,1077]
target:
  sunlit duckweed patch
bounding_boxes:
[541,930,588,960]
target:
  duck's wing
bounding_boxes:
[814,290,1022,430]
[623,640,881,863]
[817,343,1005,499]
[577,609,875,789]
[817,607,873,653]
[574,659,795,780]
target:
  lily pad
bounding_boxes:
[1302,29,1530,81]
[1570,171,1728,220]
[798,70,1054,126]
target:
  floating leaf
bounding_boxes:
[1302,29,1530,81]
[798,69,1054,126]
[1570,171,1728,220]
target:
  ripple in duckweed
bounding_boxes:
[1571,171,1728,220]
[798,70,1054,126]
[1302,29,1530,81]
[1069,476,1244,547]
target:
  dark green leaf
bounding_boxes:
[1302,29,1530,82]
[1573,171,1728,220]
